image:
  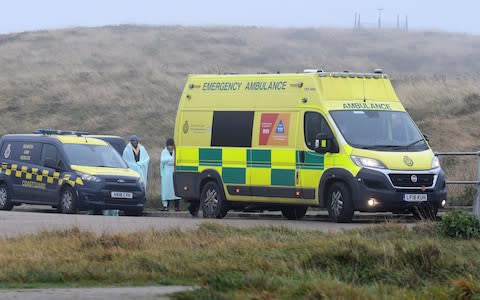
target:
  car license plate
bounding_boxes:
[403,194,427,202]
[111,192,133,199]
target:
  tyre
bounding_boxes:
[411,204,438,221]
[281,206,308,220]
[0,184,14,211]
[188,201,200,217]
[200,181,228,219]
[327,182,354,223]
[123,208,143,216]
[59,186,78,214]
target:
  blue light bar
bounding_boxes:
[33,129,89,136]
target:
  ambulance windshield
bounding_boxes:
[330,110,428,151]
[63,144,127,168]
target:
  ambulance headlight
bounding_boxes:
[351,156,387,169]
[432,156,441,169]
[78,173,102,183]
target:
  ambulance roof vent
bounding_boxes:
[33,129,89,136]
[303,69,324,73]
[373,68,383,74]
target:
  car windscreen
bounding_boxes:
[330,110,428,151]
[63,144,127,168]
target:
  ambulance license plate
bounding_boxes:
[403,194,427,202]
[111,192,133,199]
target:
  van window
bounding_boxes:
[304,112,332,150]
[211,111,254,147]
[41,144,58,163]
[1,141,42,164]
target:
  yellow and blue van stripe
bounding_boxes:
[0,162,84,186]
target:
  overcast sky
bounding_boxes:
[1,0,479,34]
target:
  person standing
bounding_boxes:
[160,138,180,211]
[122,135,150,190]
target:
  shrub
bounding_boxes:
[439,210,480,239]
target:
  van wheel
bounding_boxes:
[59,186,78,214]
[281,206,308,220]
[0,184,14,211]
[200,181,228,219]
[412,204,438,221]
[327,182,354,223]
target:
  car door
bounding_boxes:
[40,143,63,203]
[298,111,336,200]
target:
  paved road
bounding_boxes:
[0,205,415,238]
[0,286,195,300]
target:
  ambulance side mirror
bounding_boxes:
[314,133,339,154]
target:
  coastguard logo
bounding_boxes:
[410,175,418,183]
[403,156,414,167]
[183,121,189,134]
[4,144,11,159]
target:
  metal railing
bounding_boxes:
[435,151,480,218]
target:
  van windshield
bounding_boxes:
[63,144,127,168]
[330,110,428,151]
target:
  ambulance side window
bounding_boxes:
[304,112,332,150]
[211,111,254,147]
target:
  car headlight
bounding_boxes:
[78,173,102,183]
[432,156,441,169]
[351,156,387,169]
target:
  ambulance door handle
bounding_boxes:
[299,151,305,163]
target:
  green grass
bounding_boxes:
[0,223,479,299]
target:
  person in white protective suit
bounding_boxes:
[122,134,150,190]
[160,138,180,211]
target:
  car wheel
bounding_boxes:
[59,186,78,214]
[327,182,354,223]
[0,184,14,211]
[412,204,438,221]
[281,206,308,220]
[200,181,228,219]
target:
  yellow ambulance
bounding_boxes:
[173,70,447,222]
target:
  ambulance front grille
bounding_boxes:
[388,174,434,188]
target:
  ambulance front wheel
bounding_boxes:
[200,181,228,219]
[59,186,78,214]
[281,206,308,220]
[327,181,354,223]
[0,183,14,211]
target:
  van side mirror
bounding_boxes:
[44,158,58,170]
[314,133,339,154]
[423,134,430,143]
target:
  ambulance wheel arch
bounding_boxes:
[198,169,229,218]
[319,168,358,212]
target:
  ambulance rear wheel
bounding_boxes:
[327,182,354,223]
[0,184,14,211]
[59,186,78,214]
[281,206,308,220]
[200,181,228,219]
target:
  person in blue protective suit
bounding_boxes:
[122,135,150,190]
[160,138,180,211]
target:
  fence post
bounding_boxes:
[475,151,480,219]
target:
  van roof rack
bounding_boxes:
[33,129,89,136]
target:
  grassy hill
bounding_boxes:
[0,25,479,201]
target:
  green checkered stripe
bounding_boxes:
[187,148,324,187]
